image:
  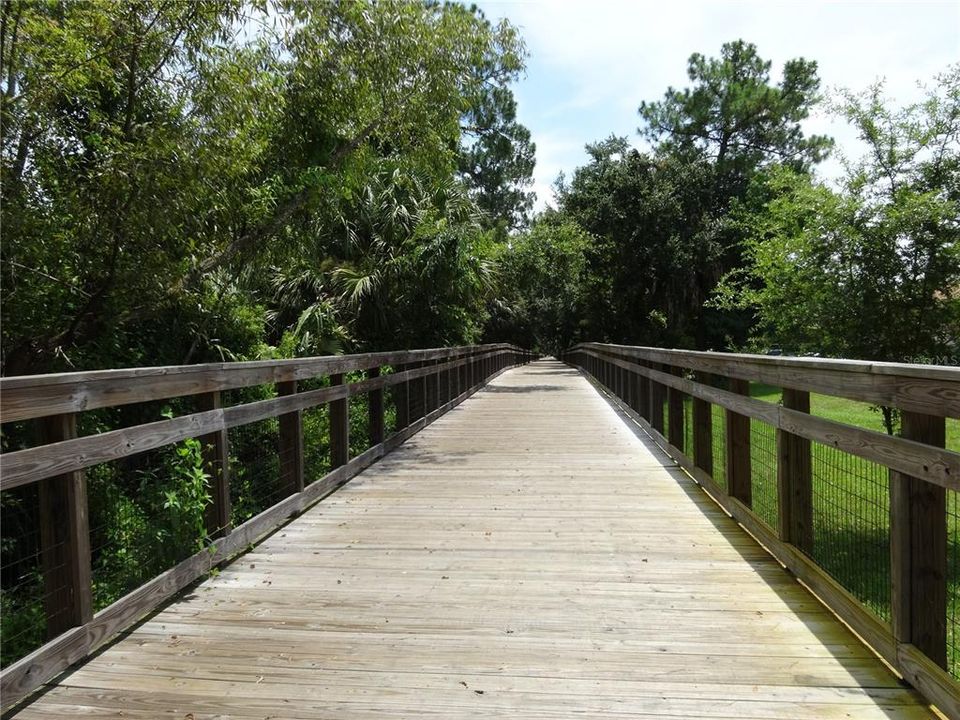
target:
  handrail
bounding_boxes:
[0,344,535,710]
[562,342,960,719]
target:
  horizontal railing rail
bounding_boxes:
[0,343,535,710]
[563,342,960,719]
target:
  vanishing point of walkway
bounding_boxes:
[16,361,934,718]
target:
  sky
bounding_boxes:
[475,0,960,210]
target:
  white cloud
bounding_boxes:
[478,0,959,210]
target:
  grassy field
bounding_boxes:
[661,384,960,678]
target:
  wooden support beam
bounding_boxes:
[394,363,409,430]
[329,373,349,469]
[38,413,93,639]
[726,377,752,506]
[891,411,947,668]
[667,366,685,452]
[367,367,384,445]
[277,381,305,497]
[692,372,713,477]
[777,388,812,553]
[649,365,665,434]
[638,361,650,421]
[627,365,639,414]
[425,361,438,413]
[197,391,231,537]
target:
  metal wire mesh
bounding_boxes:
[228,417,282,525]
[948,487,960,680]
[0,483,45,667]
[382,366,399,436]
[711,404,727,490]
[349,371,371,458]
[300,376,332,485]
[749,417,779,531]
[88,444,213,608]
[809,441,891,622]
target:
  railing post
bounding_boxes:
[777,388,812,552]
[692,372,713,476]
[368,366,384,446]
[394,363,409,430]
[446,355,454,403]
[330,373,349,468]
[638,361,649,421]
[627,361,639,414]
[411,361,425,421]
[726,378,752,506]
[891,411,947,667]
[425,360,438,414]
[648,365,665,434]
[277,381,304,497]
[667,366,685,451]
[38,413,93,639]
[198,391,231,537]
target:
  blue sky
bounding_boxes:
[476,0,960,209]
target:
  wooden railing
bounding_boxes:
[563,342,960,719]
[0,343,534,709]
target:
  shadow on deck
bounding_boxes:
[11,360,934,719]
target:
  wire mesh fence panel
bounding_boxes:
[349,371,371,458]
[948,488,960,680]
[661,397,669,438]
[227,417,282,526]
[750,418,778,531]
[381,367,398,436]
[711,404,726,490]
[84,444,213,625]
[809,441,891,622]
[299,376,332,485]
[0,483,45,667]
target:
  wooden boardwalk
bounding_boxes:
[15,360,935,718]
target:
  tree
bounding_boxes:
[638,39,832,202]
[714,68,960,369]
[0,0,528,373]
[557,136,732,347]
[459,84,536,235]
[0,0,271,374]
[486,214,590,354]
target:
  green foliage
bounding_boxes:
[1,0,530,373]
[459,84,536,235]
[638,39,832,194]
[487,216,591,354]
[715,69,960,364]
[89,438,211,607]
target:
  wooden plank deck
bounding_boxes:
[13,360,935,719]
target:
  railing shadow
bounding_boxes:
[481,384,566,393]
[580,371,927,718]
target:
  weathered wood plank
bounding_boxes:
[891,411,947,668]
[0,345,521,423]
[6,360,937,719]
[197,391,231,537]
[574,342,960,418]
[368,366,384,446]
[578,348,960,491]
[38,414,93,639]
[329,373,349,469]
[1,358,520,711]
[778,388,813,552]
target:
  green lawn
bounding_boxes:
[660,383,960,678]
